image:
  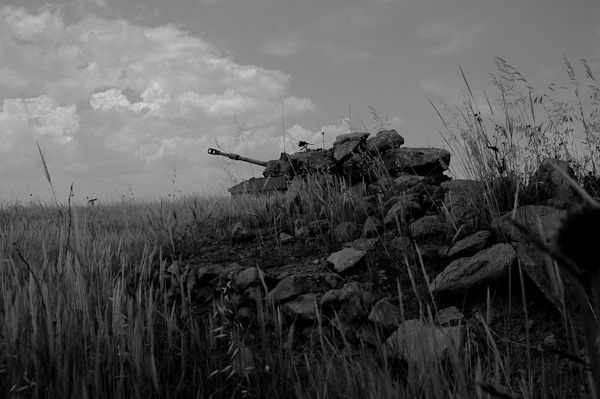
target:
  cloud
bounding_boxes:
[259,35,305,56]
[418,17,486,54]
[418,77,462,99]
[0,5,316,199]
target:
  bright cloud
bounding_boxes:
[0,5,316,199]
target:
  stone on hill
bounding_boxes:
[268,275,311,303]
[512,242,566,314]
[233,267,265,291]
[339,282,377,322]
[393,175,424,191]
[362,216,384,238]
[435,306,464,327]
[382,147,451,176]
[383,194,422,225]
[368,299,403,331]
[491,205,566,244]
[282,293,320,321]
[385,319,464,364]
[447,230,493,259]
[366,129,405,154]
[431,243,517,295]
[231,221,254,243]
[408,215,447,241]
[344,238,378,251]
[530,158,577,207]
[441,179,483,228]
[327,247,366,273]
[332,132,370,161]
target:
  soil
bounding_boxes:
[175,230,588,397]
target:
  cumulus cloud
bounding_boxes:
[0,5,316,199]
[418,17,486,54]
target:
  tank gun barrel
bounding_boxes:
[208,148,268,167]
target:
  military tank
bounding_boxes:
[207,145,333,194]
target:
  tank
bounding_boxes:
[207,147,333,194]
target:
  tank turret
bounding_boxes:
[207,146,332,194]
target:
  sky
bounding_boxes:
[0,0,599,203]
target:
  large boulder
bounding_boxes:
[332,132,370,162]
[441,179,483,227]
[491,205,566,244]
[366,129,405,154]
[382,147,451,176]
[431,243,517,295]
[385,319,464,364]
[408,215,448,241]
[528,158,577,207]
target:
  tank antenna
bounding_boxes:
[281,101,286,154]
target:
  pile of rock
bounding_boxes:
[329,129,451,180]
[171,130,583,365]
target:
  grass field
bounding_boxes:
[1,57,599,398]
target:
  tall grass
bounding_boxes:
[433,56,600,222]
[2,56,600,398]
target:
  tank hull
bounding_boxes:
[228,176,289,195]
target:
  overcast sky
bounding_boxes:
[1,0,599,202]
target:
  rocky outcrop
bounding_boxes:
[172,148,581,366]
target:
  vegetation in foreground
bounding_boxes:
[1,57,600,398]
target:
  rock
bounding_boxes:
[196,263,244,286]
[279,232,294,245]
[408,215,447,241]
[368,299,403,331]
[327,247,367,273]
[447,230,493,259]
[362,216,384,238]
[529,158,577,206]
[431,243,517,295]
[339,282,377,322]
[435,306,464,327]
[382,147,451,176]
[344,238,378,251]
[512,242,565,314]
[491,205,566,244]
[385,319,464,364]
[441,180,483,227]
[333,222,360,242]
[367,178,397,196]
[366,129,405,154]
[332,132,370,162]
[383,194,422,225]
[388,236,412,252]
[346,181,367,198]
[320,288,343,309]
[268,276,311,303]
[231,221,254,243]
[282,293,320,321]
[393,175,424,192]
[233,267,264,291]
